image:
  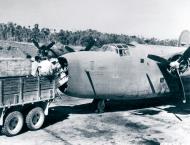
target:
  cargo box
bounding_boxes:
[0,58,31,77]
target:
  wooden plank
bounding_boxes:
[23,85,38,91]
[23,77,38,92]
[3,94,19,105]
[3,77,20,95]
[41,90,51,99]
[0,80,3,106]
[23,91,38,102]
[37,76,41,100]
[3,90,19,95]
[41,86,53,90]
[19,78,23,103]
[52,80,56,99]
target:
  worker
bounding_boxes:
[31,56,41,76]
[38,56,54,76]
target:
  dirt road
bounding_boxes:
[1,96,190,145]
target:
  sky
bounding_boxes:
[0,0,190,39]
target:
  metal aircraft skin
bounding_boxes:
[55,31,190,106]
[60,43,190,102]
[32,30,190,112]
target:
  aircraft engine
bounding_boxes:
[167,54,189,77]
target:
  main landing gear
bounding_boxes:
[92,99,105,113]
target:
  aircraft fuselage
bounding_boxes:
[60,44,190,100]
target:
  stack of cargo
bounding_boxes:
[0,58,31,77]
[0,45,31,77]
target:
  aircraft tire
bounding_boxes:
[1,111,24,136]
[25,107,45,131]
[93,99,105,113]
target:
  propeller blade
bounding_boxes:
[84,43,94,51]
[32,39,40,49]
[179,46,190,62]
[48,49,58,58]
[127,43,135,47]
[65,46,75,52]
[46,41,55,49]
[176,69,186,103]
[83,39,96,51]
[147,54,170,65]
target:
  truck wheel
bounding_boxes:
[1,111,24,136]
[26,107,45,130]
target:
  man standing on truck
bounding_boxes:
[38,56,54,76]
[31,56,41,76]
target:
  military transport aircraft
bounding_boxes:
[32,30,190,113]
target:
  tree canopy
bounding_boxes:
[0,22,178,47]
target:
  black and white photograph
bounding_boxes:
[0,0,190,144]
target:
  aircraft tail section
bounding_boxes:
[178,30,190,47]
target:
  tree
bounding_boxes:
[0,22,178,47]
[31,24,40,42]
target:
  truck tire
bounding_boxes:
[26,107,45,130]
[1,111,24,136]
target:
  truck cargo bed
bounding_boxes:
[0,75,55,108]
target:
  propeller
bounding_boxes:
[32,39,40,49]
[147,47,190,104]
[178,46,190,62]
[64,37,96,52]
[82,38,96,51]
[148,46,190,74]
[32,39,56,57]
[48,49,59,58]
[65,46,75,52]
[176,69,186,104]
[47,42,55,50]
[147,54,170,65]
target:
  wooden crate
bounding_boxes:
[0,58,31,77]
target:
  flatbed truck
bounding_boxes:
[0,75,56,136]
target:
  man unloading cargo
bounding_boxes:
[38,56,54,76]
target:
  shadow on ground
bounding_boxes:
[48,96,190,120]
[1,96,190,136]
[50,96,190,115]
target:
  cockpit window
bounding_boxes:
[117,45,123,48]
[101,45,108,51]
[119,49,124,56]
[122,45,128,48]
[102,45,117,51]
[101,44,130,56]
[116,48,130,56]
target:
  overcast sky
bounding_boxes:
[0,0,190,39]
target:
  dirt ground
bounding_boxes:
[1,95,190,145]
